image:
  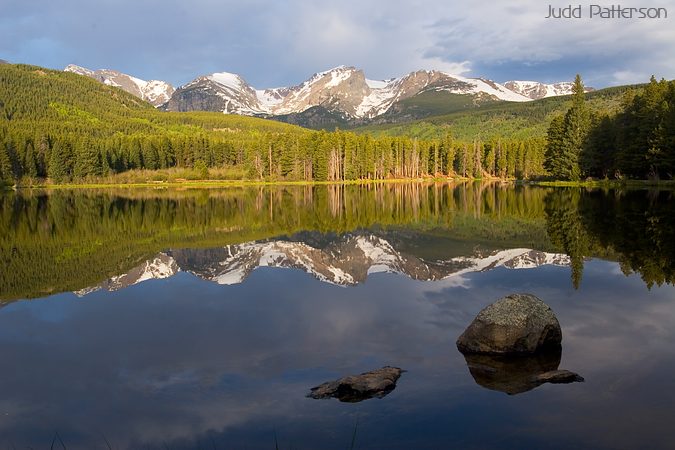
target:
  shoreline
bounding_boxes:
[2,177,675,190]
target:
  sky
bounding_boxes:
[1,0,674,89]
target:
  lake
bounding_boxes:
[1,182,674,449]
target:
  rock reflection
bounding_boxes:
[462,348,584,395]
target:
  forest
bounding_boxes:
[545,75,675,180]
[0,64,545,184]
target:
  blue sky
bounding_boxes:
[1,0,674,88]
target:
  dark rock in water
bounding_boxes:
[535,370,584,384]
[308,366,403,402]
[457,293,562,354]
[462,347,584,395]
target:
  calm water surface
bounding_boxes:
[0,183,674,449]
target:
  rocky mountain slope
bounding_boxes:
[503,80,594,100]
[63,63,593,125]
[75,233,569,295]
[64,64,175,106]
[165,66,531,118]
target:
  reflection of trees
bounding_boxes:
[545,188,675,289]
[6,184,673,299]
[1,183,552,301]
[545,189,590,289]
[578,189,675,289]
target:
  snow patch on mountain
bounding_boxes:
[142,80,175,105]
[209,72,247,90]
[503,80,593,100]
[64,64,94,77]
[255,89,285,108]
[443,74,530,102]
[365,79,390,89]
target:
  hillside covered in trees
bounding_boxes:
[0,64,547,184]
[546,76,675,180]
[354,84,636,141]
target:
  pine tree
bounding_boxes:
[544,115,566,177]
[562,74,590,180]
[483,143,496,177]
[496,140,507,178]
[48,141,74,182]
[74,141,102,178]
[544,75,590,180]
[21,141,38,178]
[0,142,13,184]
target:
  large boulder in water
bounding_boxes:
[457,293,562,354]
[307,366,403,402]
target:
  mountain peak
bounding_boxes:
[64,64,94,76]
[207,71,249,90]
[64,64,175,106]
[65,62,593,120]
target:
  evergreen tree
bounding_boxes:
[544,115,565,177]
[544,75,590,180]
[74,141,102,178]
[0,142,13,184]
[22,141,38,178]
[48,141,74,182]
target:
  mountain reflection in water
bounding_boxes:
[0,183,674,449]
[74,235,570,295]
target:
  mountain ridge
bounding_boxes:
[63,64,590,122]
[64,64,175,106]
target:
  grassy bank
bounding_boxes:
[3,167,485,190]
[527,179,675,188]
[3,166,674,190]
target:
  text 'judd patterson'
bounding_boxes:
[546,4,668,18]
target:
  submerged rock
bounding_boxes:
[308,366,403,402]
[456,293,562,354]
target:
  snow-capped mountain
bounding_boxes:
[64,64,175,106]
[64,62,593,120]
[74,253,178,296]
[166,66,531,118]
[74,234,570,295]
[503,80,594,100]
[162,71,265,115]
